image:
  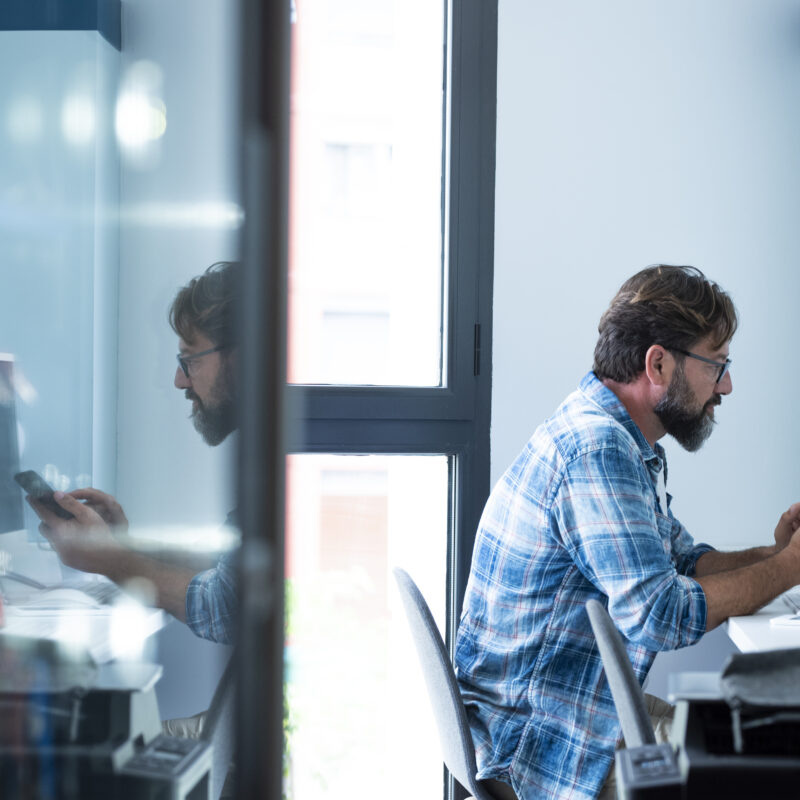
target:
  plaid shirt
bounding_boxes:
[455,372,712,799]
[185,511,238,645]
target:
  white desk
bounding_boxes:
[726,599,800,653]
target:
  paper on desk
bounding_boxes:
[769,613,800,627]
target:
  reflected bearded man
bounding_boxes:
[27,262,240,646]
[455,265,800,800]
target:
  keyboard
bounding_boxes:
[55,579,122,605]
[781,585,800,614]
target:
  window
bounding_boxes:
[262,1,500,799]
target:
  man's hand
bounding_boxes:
[69,488,129,532]
[26,492,124,575]
[774,502,800,551]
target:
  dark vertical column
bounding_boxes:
[237,0,291,797]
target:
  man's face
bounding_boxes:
[653,338,732,452]
[174,332,236,446]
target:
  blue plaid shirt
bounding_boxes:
[455,372,712,799]
[185,511,238,645]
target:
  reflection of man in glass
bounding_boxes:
[26,262,239,645]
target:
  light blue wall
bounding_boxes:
[493,0,800,692]
[0,30,119,533]
[116,0,240,718]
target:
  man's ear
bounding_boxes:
[644,345,672,387]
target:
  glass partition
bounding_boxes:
[0,4,240,797]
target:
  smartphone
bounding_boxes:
[13,470,74,520]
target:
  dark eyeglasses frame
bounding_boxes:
[176,344,228,378]
[671,348,731,384]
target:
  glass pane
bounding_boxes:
[288,0,446,386]
[285,454,448,799]
[0,6,240,797]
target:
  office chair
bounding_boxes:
[392,567,516,800]
[200,650,237,800]
[586,600,683,798]
[585,599,655,748]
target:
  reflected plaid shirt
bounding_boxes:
[455,373,712,799]
[185,511,238,645]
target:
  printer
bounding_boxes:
[616,649,800,799]
[0,635,213,799]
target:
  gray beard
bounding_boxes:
[187,359,236,446]
[192,398,235,446]
[653,366,718,453]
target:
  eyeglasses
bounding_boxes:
[176,344,228,378]
[671,348,731,384]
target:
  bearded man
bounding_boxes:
[454,264,800,800]
[27,262,239,645]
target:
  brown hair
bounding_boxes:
[593,264,738,383]
[169,262,239,346]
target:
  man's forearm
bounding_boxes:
[101,549,196,622]
[694,545,778,577]
[696,546,800,630]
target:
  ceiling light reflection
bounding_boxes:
[115,59,167,149]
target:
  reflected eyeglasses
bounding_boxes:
[176,344,228,378]
[671,348,731,384]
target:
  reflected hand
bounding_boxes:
[69,488,129,532]
[774,502,800,551]
[26,492,123,575]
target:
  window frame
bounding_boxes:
[238,0,498,798]
[290,0,498,624]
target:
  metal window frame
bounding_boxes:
[237,0,497,797]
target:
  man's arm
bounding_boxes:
[697,540,800,630]
[694,502,800,577]
[28,491,196,622]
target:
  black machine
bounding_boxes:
[0,635,212,799]
[616,651,800,799]
[586,601,800,799]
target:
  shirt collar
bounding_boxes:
[578,371,665,468]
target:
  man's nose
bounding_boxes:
[717,369,732,395]
[175,366,191,389]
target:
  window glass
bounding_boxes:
[0,6,239,798]
[288,0,445,386]
[285,453,448,799]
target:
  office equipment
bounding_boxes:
[780,585,800,614]
[587,601,800,798]
[1,568,124,607]
[393,567,516,800]
[0,635,211,799]
[0,356,23,535]
[1,599,166,665]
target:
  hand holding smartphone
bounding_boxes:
[14,470,75,520]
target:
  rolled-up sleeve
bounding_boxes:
[552,443,707,651]
[668,512,715,577]
[185,549,238,645]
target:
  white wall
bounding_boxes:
[493,1,800,689]
[117,0,241,717]
[493,0,800,548]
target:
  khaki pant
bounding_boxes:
[597,694,674,800]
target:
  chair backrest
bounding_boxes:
[585,599,656,748]
[393,567,495,800]
[201,650,237,800]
